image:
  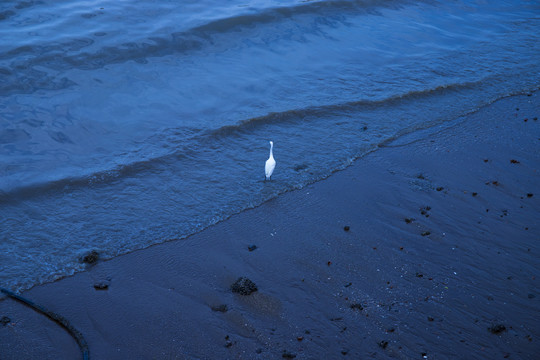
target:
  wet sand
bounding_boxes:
[1,92,539,359]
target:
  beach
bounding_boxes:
[1,92,538,359]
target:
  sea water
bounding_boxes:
[1,0,539,291]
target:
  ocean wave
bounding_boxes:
[208,80,480,137]
[0,0,421,95]
[190,0,413,33]
[0,79,482,202]
[0,150,183,204]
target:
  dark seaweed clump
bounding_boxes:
[81,250,99,264]
[231,277,258,295]
[488,324,506,334]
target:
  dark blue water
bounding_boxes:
[1,0,539,291]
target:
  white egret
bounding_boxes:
[265,141,276,181]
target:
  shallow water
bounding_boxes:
[1,0,539,291]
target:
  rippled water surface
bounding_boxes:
[1,0,539,290]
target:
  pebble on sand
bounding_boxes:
[224,336,234,348]
[282,350,297,358]
[93,279,110,290]
[1,316,11,326]
[420,206,431,217]
[211,304,228,312]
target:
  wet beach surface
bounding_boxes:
[0,92,539,359]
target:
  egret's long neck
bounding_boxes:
[269,143,274,158]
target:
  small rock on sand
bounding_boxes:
[1,316,11,326]
[211,304,228,312]
[93,279,110,290]
[282,351,297,358]
[420,206,431,217]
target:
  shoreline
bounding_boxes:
[1,92,539,359]
[1,88,536,295]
